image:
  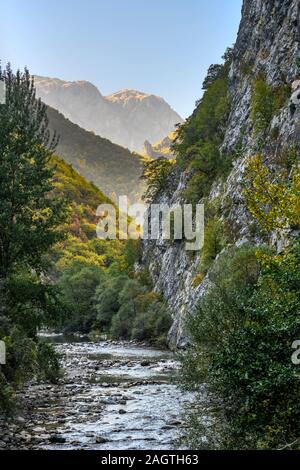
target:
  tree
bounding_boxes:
[141,158,173,202]
[58,263,103,333]
[0,65,66,409]
[0,65,64,277]
[94,275,128,332]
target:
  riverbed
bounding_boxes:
[0,336,193,450]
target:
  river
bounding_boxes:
[0,335,193,450]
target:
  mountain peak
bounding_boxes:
[106,88,154,101]
[34,76,183,151]
[34,76,102,97]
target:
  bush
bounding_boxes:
[251,77,290,135]
[36,341,62,383]
[179,245,262,447]
[181,232,300,449]
[198,218,228,275]
[245,154,300,231]
[209,241,300,449]
[132,299,172,346]
[108,279,171,345]
[0,372,15,414]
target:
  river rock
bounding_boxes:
[49,435,66,444]
[95,436,108,443]
[140,360,150,367]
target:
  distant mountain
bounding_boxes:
[35,76,183,152]
[143,132,176,160]
[46,105,145,204]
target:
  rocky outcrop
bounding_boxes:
[143,134,175,159]
[34,77,182,152]
[142,0,300,349]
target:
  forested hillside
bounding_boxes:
[47,106,145,204]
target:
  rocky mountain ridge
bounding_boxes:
[143,133,176,159]
[142,0,300,348]
[35,76,183,152]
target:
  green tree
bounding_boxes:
[94,275,128,332]
[250,77,290,136]
[0,65,64,277]
[58,263,103,333]
[245,154,300,231]
[0,65,66,409]
[141,158,174,202]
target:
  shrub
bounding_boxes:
[208,241,300,449]
[36,341,62,383]
[251,77,290,135]
[180,154,300,449]
[244,154,300,231]
[141,158,174,202]
[131,299,172,346]
[198,218,228,275]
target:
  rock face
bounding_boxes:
[143,133,176,159]
[142,0,300,349]
[34,77,183,152]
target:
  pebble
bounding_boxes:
[95,436,108,444]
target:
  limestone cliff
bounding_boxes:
[142,0,300,349]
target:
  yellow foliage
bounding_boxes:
[192,273,205,288]
[245,154,300,231]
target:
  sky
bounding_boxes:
[0,0,242,118]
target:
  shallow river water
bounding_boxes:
[1,336,194,450]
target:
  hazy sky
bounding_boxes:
[0,0,242,118]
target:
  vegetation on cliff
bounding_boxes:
[173,48,233,204]
[180,153,300,450]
